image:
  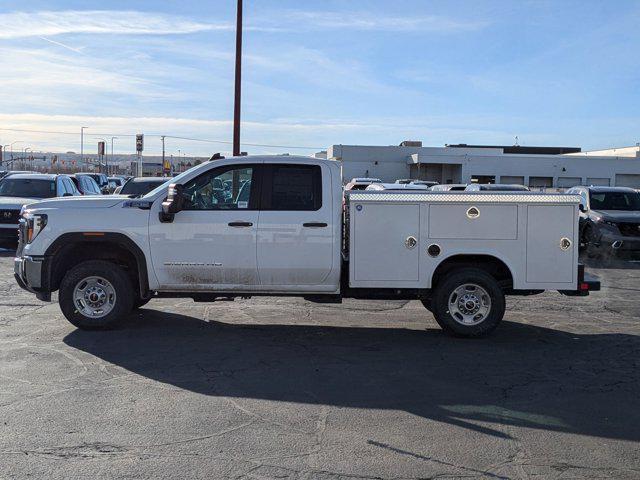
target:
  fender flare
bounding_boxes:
[44,232,149,297]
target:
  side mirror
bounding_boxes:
[160,183,185,223]
[579,204,586,212]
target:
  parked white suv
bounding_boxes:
[15,155,599,337]
[0,173,79,248]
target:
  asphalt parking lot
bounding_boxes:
[1,251,639,479]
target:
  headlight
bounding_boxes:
[23,213,48,243]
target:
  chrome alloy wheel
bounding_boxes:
[72,276,117,318]
[447,283,492,326]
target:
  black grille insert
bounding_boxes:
[0,209,20,224]
[618,223,640,237]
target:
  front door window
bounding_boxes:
[183,166,255,210]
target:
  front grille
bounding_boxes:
[0,209,20,224]
[618,223,640,237]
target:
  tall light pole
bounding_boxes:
[23,147,32,170]
[161,135,166,176]
[8,140,22,165]
[110,137,117,175]
[233,0,243,157]
[80,126,89,171]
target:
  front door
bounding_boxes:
[148,163,261,290]
[256,163,334,289]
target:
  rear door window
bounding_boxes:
[57,178,67,196]
[63,177,77,195]
[261,164,322,211]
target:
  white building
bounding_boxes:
[327,142,640,188]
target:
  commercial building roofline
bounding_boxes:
[445,144,582,155]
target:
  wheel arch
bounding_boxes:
[430,253,515,290]
[45,232,149,298]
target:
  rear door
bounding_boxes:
[256,163,334,288]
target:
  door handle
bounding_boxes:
[303,222,328,228]
[228,221,253,227]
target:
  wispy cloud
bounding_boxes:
[0,10,232,39]
[254,10,489,33]
[39,36,85,54]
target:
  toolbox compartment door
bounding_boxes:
[352,203,420,282]
[526,205,575,284]
[428,204,517,240]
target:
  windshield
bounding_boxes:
[0,178,56,198]
[590,191,640,211]
[122,180,166,196]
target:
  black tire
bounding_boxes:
[59,260,135,330]
[430,268,505,337]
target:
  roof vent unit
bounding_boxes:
[399,140,422,147]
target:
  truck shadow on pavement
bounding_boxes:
[64,312,640,442]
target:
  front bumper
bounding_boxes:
[14,255,51,301]
[596,230,640,253]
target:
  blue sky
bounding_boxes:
[0,0,638,156]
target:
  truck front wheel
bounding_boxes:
[429,268,505,337]
[59,260,134,330]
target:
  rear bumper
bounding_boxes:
[559,264,600,297]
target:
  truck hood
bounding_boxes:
[0,196,41,209]
[593,210,640,222]
[28,195,128,210]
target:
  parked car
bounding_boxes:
[465,184,530,192]
[75,173,109,194]
[344,177,382,191]
[410,180,439,187]
[1,170,36,179]
[15,155,598,336]
[365,183,430,191]
[567,186,640,257]
[394,179,439,187]
[70,174,102,195]
[0,173,79,248]
[115,177,167,197]
[430,184,468,191]
[107,176,125,193]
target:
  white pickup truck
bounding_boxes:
[14,155,599,337]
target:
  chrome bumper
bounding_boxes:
[14,255,44,292]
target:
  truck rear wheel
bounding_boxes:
[429,268,505,337]
[59,260,134,330]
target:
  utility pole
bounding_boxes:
[233,0,243,157]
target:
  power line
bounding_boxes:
[163,135,322,150]
[0,127,323,150]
